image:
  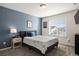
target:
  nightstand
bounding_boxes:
[12,37,22,48]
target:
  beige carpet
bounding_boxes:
[0,44,78,56]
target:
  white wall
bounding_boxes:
[42,10,78,47]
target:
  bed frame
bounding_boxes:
[19,31,58,56]
[23,42,58,56]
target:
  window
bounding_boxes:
[49,19,67,37]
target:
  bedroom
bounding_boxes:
[0,3,79,56]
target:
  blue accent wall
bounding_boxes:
[0,6,41,49]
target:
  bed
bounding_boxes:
[23,35,58,55]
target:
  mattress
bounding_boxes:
[23,35,58,54]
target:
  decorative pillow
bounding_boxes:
[26,32,33,37]
[31,32,36,36]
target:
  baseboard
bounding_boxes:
[0,47,11,51]
[59,43,74,48]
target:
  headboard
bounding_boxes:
[19,31,26,37]
[18,30,37,37]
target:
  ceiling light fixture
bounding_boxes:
[40,4,47,8]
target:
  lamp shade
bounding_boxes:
[10,28,17,33]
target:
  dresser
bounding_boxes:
[75,34,79,55]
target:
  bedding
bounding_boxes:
[23,35,58,54]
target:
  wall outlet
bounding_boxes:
[3,42,6,45]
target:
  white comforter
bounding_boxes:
[23,35,58,54]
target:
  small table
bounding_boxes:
[12,37,22,48]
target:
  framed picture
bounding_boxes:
[27,20,32,28]
[43,22,47,28]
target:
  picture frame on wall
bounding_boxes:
[27,20,32,28]
[43,22,47,28]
